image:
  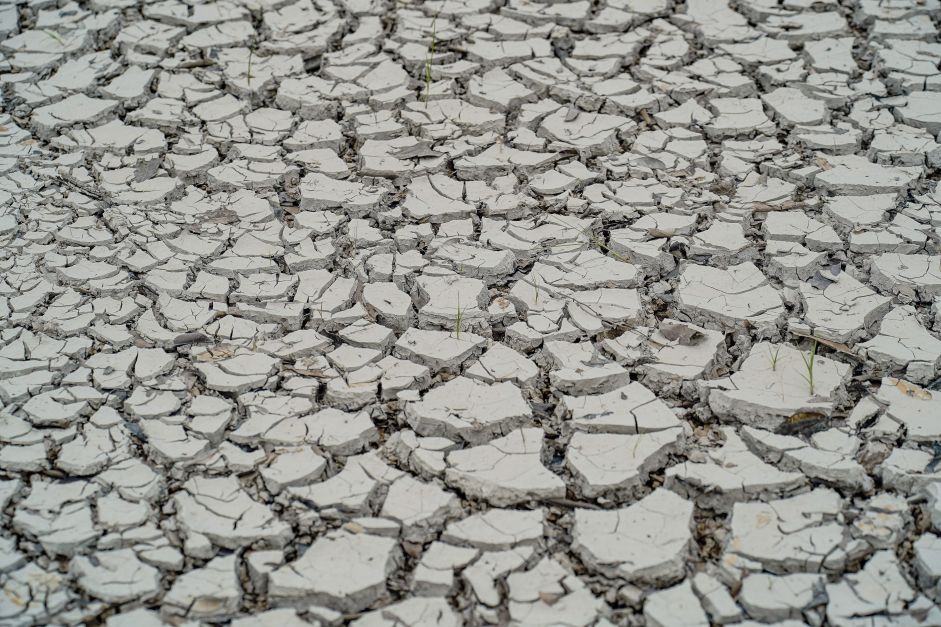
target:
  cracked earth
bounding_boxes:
[1,0,941,625]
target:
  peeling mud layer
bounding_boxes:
[2,0,941,625]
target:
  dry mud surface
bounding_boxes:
[1,0,941,625]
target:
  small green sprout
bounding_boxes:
[768,344,781,371]
[43,29,66,45]
[798,339,818,395]
[423,15,438,103]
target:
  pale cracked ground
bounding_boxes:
[3,0,941,625]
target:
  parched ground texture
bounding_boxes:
[2,0,941,624]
